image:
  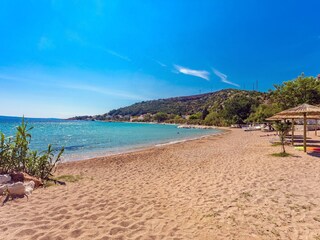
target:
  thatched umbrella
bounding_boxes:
[266,115,320,120]
[274,104,320,152]
[266,113,320,146]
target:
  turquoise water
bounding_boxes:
[0,116,222,161]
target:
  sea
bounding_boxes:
[0,116,222,161]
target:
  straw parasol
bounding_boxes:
[271,103,320,152]
[266,113,320,147]
[276,103,320,116]
[266,114,320,121]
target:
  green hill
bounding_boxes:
[70,89,268,125]
[69,73,320,126]
[108,89,266,116]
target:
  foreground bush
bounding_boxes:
[0,118,64,180]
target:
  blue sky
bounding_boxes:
[1,0,320,118]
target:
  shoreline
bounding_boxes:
[60,127,229,163]
[93,119,219,128]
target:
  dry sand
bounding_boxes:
[1,129,320,240]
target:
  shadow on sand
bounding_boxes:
[307,152,320,158]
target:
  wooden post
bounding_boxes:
[291,118,294,146]
[304,113,307,152]
[284,118,287,139]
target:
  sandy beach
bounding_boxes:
[1,129,320,240]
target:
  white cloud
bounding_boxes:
[174,65,209,81]
[212,69,240,87]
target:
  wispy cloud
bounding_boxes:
[212,69,240,87]
[62,83,147,101]
[152,59,166,67]
[174,65,209,81]
[63,30,131,62]
[104,49,131,62]
[0,69,147,101]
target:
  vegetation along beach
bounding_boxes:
[1,1,320,240]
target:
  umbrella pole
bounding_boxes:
[284,118,287,139]
[291,118,294,146]
[304,113,307,152]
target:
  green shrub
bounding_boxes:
[246,103,281,123]
[189,112,202,120]
[204,112,225,126]
[0,118,64,180]
[153,112,168,122]
[273,121,292,153]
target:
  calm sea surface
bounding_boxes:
[0,116,222,161]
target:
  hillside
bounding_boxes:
[108,89,266,116]
[70,89,267,122]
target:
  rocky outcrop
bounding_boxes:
[0,172,41,201]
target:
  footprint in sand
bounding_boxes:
[70,229,83,238]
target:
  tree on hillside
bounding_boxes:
[201,108,209,120]
[221,94,260,124]
[173,115,185,124]
[204,112,225,126]
[154,112,168,123]
[143,113,152,122]
[189,112,202,120]
[246,103,281,123]
[271,73,320,110]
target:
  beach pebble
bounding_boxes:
[24,181,35,195]
[7,182,26,196]
[0,174,11,184]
